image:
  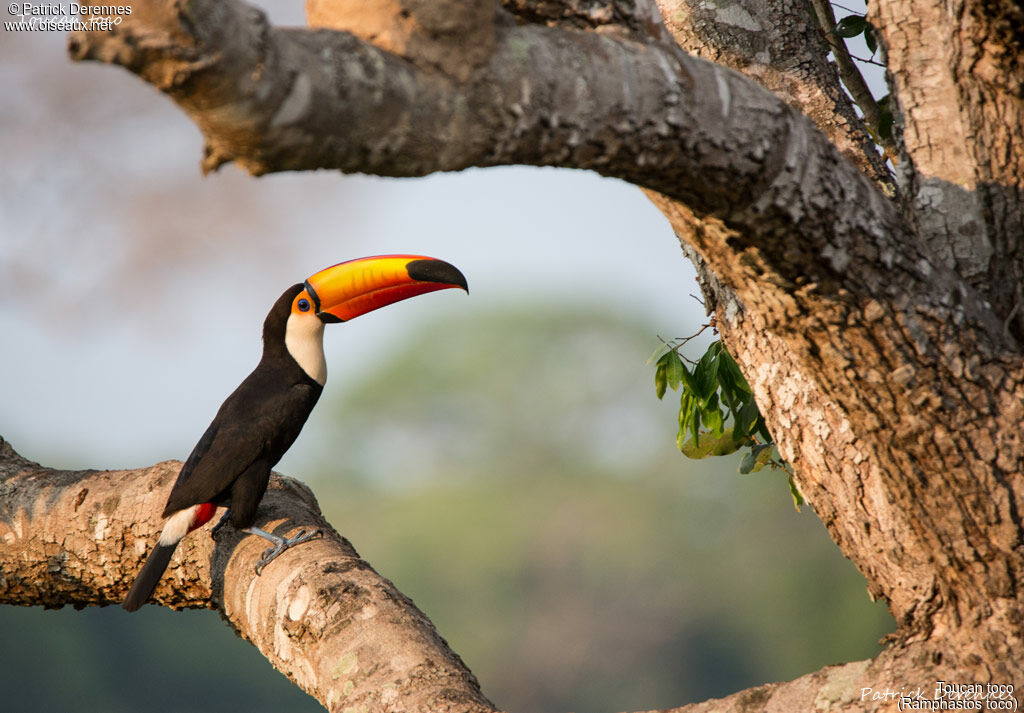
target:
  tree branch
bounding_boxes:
[67,1,1007,339]
[651,0,892,191]
[805,0,886,147]
[0,437,494,713]
[67,2,854,213]
[306,0,496,80]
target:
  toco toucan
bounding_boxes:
[122,255,467,612]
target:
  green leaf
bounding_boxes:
[717,355,736,382]
[739,449,757,474]
[680,428,745,459]
[694,348,721,400]
[749,443,775,472]
[720,391,739,418]
[646,343,669,365]
[864,23,877,54]
[665,349,685,392]
[876,94,894,141]
[788,473,804,511]
[679,360,698,394]
[737,443,774,474]
[716,348,754,423]
[655,361,668,399]
[679,435,710,459]
[703,391,719,412]
[703,398,724,437]
[718,349,751,394]
[711,429,746,456]
[733,397,759,440]
[734,369,752,394]
[677,392,696,447]
[689,391,701,445]
[834,14,868,38]
[676,423,690,452]
[716,358,736,394]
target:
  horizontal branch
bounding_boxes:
[0,438,494,713]
[67,2,1010,341]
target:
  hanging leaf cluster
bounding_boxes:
[652,339,803,508]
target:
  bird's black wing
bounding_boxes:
[161,370,321,517]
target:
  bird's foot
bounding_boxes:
[211,509,232,538]
[244,526,323,574]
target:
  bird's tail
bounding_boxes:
[122,542,178,612]
[123,504,217,612]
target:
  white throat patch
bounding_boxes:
[285,311,327,385]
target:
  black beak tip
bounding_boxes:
[407,259,468,293]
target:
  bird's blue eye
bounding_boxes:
[297,298,311,312]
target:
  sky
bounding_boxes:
[0,3,705,475]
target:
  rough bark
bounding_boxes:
[653,0,893,189]
[0,438,493,713]
[639,0,1024,675]
[870,0,1024,333]
[3,0,1019,710]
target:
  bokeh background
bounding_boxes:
[0,2,892,712]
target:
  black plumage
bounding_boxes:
[122,255,468,612]
[162,285,322,524]
[123,284,322,611]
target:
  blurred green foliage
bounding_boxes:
[0,605,322,712]
[0,305,892,713]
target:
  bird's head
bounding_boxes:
[272,255,468,385]
[295,254,467,324]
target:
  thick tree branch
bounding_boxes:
[498,0,676,45]
[66,1,1008,341]
[653,0,892,190]
[649,188,1024,650]
[622,0,1024,655]
[0,438,494,713]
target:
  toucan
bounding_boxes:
[122,255,467,612]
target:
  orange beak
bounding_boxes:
[304,255,468,323]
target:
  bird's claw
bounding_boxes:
[211,509,232,538]
[253,529,323,575]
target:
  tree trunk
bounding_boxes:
[3,0,1022,710]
